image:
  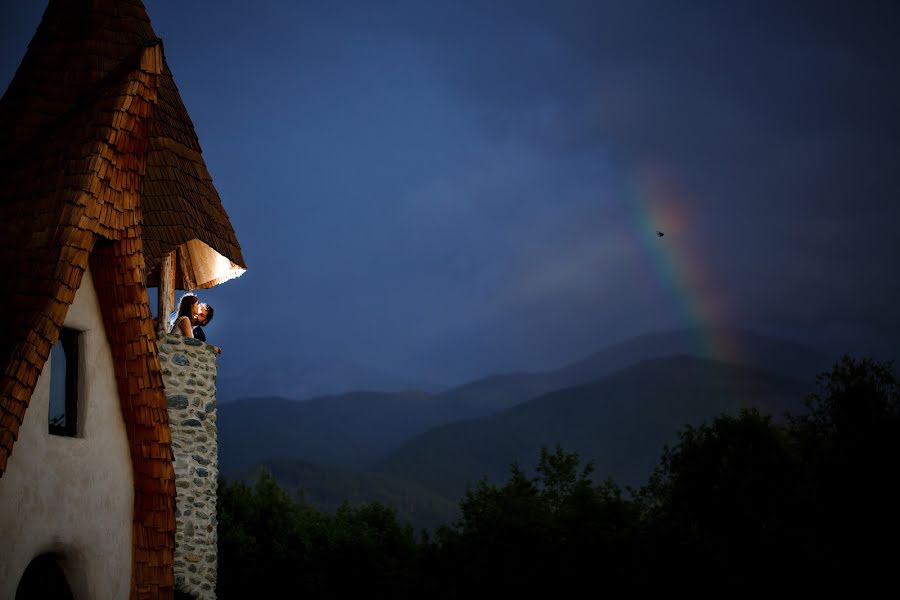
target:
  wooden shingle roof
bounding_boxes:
[0,0,246,290]
[0,1,245,597]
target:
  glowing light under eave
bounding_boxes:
[181,238,247,291]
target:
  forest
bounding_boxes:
[216,356,899,596]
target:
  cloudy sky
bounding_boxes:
[2,1,898,387]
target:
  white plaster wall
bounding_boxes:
[0,268,134,600]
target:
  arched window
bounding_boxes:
[49,328,79,437]
[15,554,74,600]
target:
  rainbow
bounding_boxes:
[624,163,742,365]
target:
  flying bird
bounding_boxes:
[656,231,664,237]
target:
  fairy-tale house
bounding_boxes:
[0,1,245,598]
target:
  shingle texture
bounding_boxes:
[0,1,244,597]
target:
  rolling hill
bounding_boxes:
[229,459,459,532]
[216,354,446,402]
[371,355,810,500]
[422,326,832,422]
[218,390,440,473]
[218,328,832,473]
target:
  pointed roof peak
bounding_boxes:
[2,0,246,289]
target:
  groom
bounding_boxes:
[192,304,221,354]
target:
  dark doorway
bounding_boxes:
[16,554,74,600]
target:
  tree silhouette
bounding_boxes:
[788,356,900,583]
[641,409,804,585]
[434,445,643,594]
[217,468,422,599]
[642,356,899,586]
[214,356,900,593]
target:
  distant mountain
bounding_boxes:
[216,353,446,402]
[230,459,459,532]
[414,326,833,424]
[218,328,833,473]
[558,327,835,384]
[372,356,809,501]
[218,391,440,474]
[217,328,830,405]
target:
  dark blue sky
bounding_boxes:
[2,1,898,389]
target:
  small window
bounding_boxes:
[49,328,79,437]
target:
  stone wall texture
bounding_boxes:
[157,332,218,599]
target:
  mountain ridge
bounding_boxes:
[218,328,833,474]
[371,355,810,500]
[229,458,459,532]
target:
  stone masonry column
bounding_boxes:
[157,332,219,598]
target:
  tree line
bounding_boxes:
[216,356,899,597]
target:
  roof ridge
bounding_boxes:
[1,38,164,174]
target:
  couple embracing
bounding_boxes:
[171,293,221,354]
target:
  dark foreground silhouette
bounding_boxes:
[217,356,899,597]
